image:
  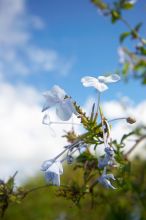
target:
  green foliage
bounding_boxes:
[91,0,108,10]
[91,0,146,84]
[2,158,146,220]
[0,172,26,218]
[120,32,130,43]
[111,10,121,23]
[122,2,134,10]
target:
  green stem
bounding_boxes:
[120,16,145,46]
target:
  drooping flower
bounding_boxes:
[66,155,74,164]
[98,168,116,189]
[98,146,116,169]
[41,159,63,186]
[81,74,120,92]
[78,143,88,154]
[42,85,76,121]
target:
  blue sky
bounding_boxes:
[1,0,145,104]
[0,0,146,182]
[28,0,146,104]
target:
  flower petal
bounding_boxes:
[98,175,116,189]
[56,98,76,121]
[42,160,63,174]
[51,85,66,101]
[41,159,54,171]
[42,114,51,126]
[98,74,120,84]
[42,93,58,112]
[42,85,66,112]
[45,171,60,186]
[105,174,116,181]
[81,76,99,87]
[81,76,108,92]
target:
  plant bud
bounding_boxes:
[126,117,136,124]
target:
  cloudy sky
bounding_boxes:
[0,0,146,183]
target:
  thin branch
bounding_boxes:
[124,134,146,158]
[21,184,68,200]
[120,16,144,46]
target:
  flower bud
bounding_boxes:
[126,117,136,124]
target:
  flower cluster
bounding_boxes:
[41,74,134,190]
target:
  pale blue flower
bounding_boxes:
[98,147,116,169]
[66,155,74,164]
[98,169,116,189]
[78,143,88,153]
[42,85,76,121]
[81,74,120,92]
[41,159,63,186]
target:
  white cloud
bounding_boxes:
[0,0,29,46]
[30,16,46,30]
[0,0,73,77]
[26,46,74,75]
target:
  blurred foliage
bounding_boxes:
[2,157,146,220]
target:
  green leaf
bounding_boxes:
[111,10,121,23]
[120,32,130,43]
[134,22,142,32]
[122,62,129,76]
[122,2,134,10]
[140,47,146,55]
[142,77,146,84]
[6,172,18,193]
[90,103,95,122]
[91,0,108,10]
[131,30,138,39]
[134,60,146,71]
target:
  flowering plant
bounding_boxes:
[1,0,146,218]
[40,74,136,197]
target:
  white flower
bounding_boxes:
[41,160,63,186]
[98,168,116,189]
[42,85,76,121]
[81,74,120,92]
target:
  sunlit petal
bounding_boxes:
[45,171,60,186]
[98,74,120,83]
[51,85,66,101]
[42,85,66,112]
[41,159,54,171]
[81,76,108,92]
[56,98,76,121]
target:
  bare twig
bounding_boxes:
[124,135,146,158]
